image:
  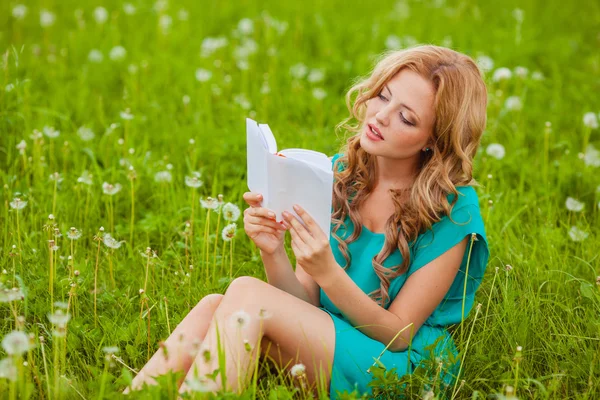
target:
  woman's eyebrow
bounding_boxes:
[385,84,421,123]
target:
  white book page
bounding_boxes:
[246,118,272,205]
[266,154,333,240]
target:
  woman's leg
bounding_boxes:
[178,276,335,397]
[125,293,225,392]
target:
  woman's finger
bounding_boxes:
[284,212,315,245]
[245,215,286,231]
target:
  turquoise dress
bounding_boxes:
[320,153,490,399]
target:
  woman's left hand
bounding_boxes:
[282,204,338,284]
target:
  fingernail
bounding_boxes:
[268,212,275,218]
[293,204,300,211]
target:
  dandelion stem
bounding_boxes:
[451,304,481,400]
[190,190,196,238]
[16,210,22,264]
[52,175,57,216]
[229,239,233,279]
[460,234,476,345]
[204,210,211,282]
[164,297,171,335]
[40,340,52,399]
[130,179,135,246]
[213,208,222,272]
[94,239,101,328]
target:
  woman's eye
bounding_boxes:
[400,113,414,126]
[377,93,386,101]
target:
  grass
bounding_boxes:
[1,0,599,398]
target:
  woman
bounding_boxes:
[126,44,490,399]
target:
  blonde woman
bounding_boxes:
[126,44,490,399]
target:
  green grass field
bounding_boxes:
[1,0,599,398]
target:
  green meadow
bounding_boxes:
[1,0,599,398]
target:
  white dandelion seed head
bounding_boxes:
[195,68,212,82]
[102,233,124,249]
[182,95,191,105]
[43,125,60,138]
[102,182,122,195]
[49,172,63,182]
[307,68,325,83]
[12,5,28,20]
[221,223,238,241]
[159,14,173,34]
[154,171,172,183]
[504,96,522,111]
[67,227,82,240]
[77,170,93,185]
[289,63,308,80]
[583,144,600,167]
[77,126,95,141]
[93,7,109,24]
[312,88,327,100]
[233,93,251,110]
[88,49,103,63]
[40,10,56,28]
[9,197,27,210]
[290,363,306,378]
[565,197,584,212]
[486,143,506,160]
[200,36,229,58]
[120,109,134,120]
[2,331,32,356]
[102,346,119,355]
[514,66,529,78]
[568,226,589,242]
[47,309,71,327]
[177,9,189,21]
[531,71,545,81]
[200,197,219,210]
[492,67,512,82]
[123,3,136,15]
[0,287,24,303]
[385,34,402,50]
[475,55,494,73]
[54,301,68,309]
[185,172,203,188]
[258,308,272,320]
[0,358,17,381]
[109,46,127,62]
[229,309,251,329]
[237,18,254,35]
[583,112,599,130]
[222,203,241,222]
[516,345,522,352]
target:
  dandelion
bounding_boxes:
[154,171,172,183]
[54,301,68,309]
[200,36,229,58]
[583,144,600,167]
[102,233,124,249]
[9,197,27,210]
[258,308,272,320]
[307,68,325,83]
[504,96,522,111]
[40,10,56,28]
[77,126,95,141]
[93,7,109,24]
[222,223,237,242]
[229,310,251,330]
[109,45,127,61]
[67,227,82,240]
[514,66,529,78]
[492,67,512,82]
[385,34,402,50]
[237,18,254,35]
[123,3,136,15]
[312,88,327,100]
[43,126,60,138]
[233,93,251,110]
[222,203,241,222]
[159,14,172,34]
[486,143,506,160]
[531,71,545,81]
[290,363,306,378]
[77,170,93,185]
[201,197,219,210]
[2,331,33,355]
[0,287,24,303]
[120,109,134,120]
[102,182,122,195]
[178,9,189,21]
[182,95,191,105]
[195,68,212,82]
[565,197,584,212]
[290,63,308,79]
[12,5,28,20]
[475,55,494,73]
[568,226,588,242]
[583,112,599,129]
[102,346,119,355]
[0,358,17,381]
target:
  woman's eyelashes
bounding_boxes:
[376,93,415,126]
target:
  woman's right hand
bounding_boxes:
[243,192,287,255]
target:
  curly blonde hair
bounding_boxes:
[331,44,488,307]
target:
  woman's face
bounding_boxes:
[360,68,436,160]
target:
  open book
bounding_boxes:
[246,117,334,240]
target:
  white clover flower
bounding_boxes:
[2,331,32,355]
[289,63,308,79]
[221,223,237,241]
[200,36,228,58]
[16,140,27,155]
[514,66,529,78]
[233,93,251,110]
[229,309,251,330]
[77,126,95,141]
[492,67,512,82]
[40,10,56,28]
[385,34,402,50]
[12,5,28,20]
[67,227,82,240]
[222,203,241,222]
[102,233,124,249]
[195,68,212,82]
[77,170,93,185]
[290,363,306,378]
[159,14,172,34]
[486,143,506,160]
[201,197,219,210]
[47,309,71,327]
[565,197,584,212]
[102,182,122,195]
[9,197,27,210]
[475,55,494,73]
[312,88,327,100]
[123,3,136,15]
[568,226,588,242]
[154,171,172,183]
[583,112,598,129]
[504,96,522,111]
[88,49,104,63]
[237,18,254,35]
[43,125,60,138]
[0,358,17,381]
[93,7,109,24]
[583,144,600,167]
[109,45,127,61]
[185,172,203,188]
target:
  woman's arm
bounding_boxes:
[260,247,319,306]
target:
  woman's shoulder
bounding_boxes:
[446,185,480,210]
